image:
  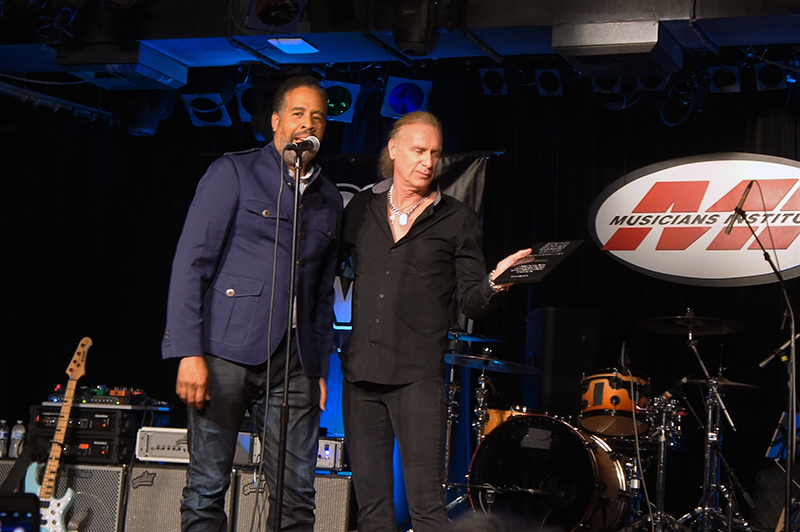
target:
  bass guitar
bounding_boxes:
[24,337,91,532]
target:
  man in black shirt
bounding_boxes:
[340,111,530,531]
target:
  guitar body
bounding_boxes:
[25,463,74,532]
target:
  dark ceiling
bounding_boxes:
[1,0,799,131]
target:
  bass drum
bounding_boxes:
[469,414,626,532]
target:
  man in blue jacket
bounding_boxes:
[162,75,342,531]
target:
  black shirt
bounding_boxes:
[340,179,501,385]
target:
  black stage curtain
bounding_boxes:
[2,76,799,520]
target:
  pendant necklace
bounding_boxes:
[388,184,428,226]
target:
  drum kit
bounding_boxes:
[444,310,759,532]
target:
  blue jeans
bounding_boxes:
[181,335,321,532]
[342,377,448,532]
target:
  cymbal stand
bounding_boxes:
[678,336,746,532]
[472,369,492,444]
[623,398,689,532]
[444,365,460,486]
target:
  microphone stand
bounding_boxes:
[273,151,305,531]
[738,208,797,532]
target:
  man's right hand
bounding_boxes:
[176,356,210,410]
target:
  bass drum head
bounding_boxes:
[469,414,620,532]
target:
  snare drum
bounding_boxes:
[580,368,650,437]
[469,414,627,532]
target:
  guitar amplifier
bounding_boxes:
[30,404,166,437]
[0,460,126,532]
[232,469,353,532]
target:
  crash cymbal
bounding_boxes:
[444,353,541,375]
[686,377,760,391]
[638,313,741,336]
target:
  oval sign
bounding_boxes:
[588,153,800,286]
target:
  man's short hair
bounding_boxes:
[272,75,328,116]
[379,111,443,178]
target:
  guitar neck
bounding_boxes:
[36,337,90,502]
[38,378,79,501]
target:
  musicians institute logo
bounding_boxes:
[589,153,800,286]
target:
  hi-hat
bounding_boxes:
[447,328,501,343]
[686,377,760,391]
[639,313,741,336]
[444,353,541,375]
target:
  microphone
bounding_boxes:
[283,136,320,153]
[724,180,753,235]
[759,333,800,368]
[659,376,689,400]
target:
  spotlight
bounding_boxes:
[709,66,740,93]
[323,81,361,123]
[637,75,669,91]
[534,69,562,96]
[246,0,305,32]
[392,0,438,56]
[592,76,621,93]
[127,91,174,136]
[755,62,787,91]
[380,77,432,118]
[480,68,507,95]
[235,83,254,122]
[180,93,233,127]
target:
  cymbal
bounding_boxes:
[447,331,501,343]
[686,377,760,391]
[444,353,541,375]
[638,314,741,336]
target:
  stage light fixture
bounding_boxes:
[246,0,305,32]
[127,91,174,136]
[392,0,439,56]
[480,68,507,95]
[592,76,621,93]
[755,62,787,91]
[323,81,361,123]
[637,75,669,91]
[180,93,233,127]
[708,66,740,93]
[380,77,432,118]
[235,83,254,122]
[535,69,562,96]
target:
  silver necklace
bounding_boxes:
[388,185,428,226]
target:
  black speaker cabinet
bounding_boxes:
[527,307,600,416]
[233,469,352,532]
[0,459,125,532]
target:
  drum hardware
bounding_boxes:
[621,396,690,532]
[448,327,502,343]
[444,347,540,443]
[640,309,752,532]
[444,363,460,487]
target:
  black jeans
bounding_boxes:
[181,335,321,532]
[342,377,448,532]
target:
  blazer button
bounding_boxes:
[297,260,304,267]
[261,209,270,217]
[299,204,306,212]
[226,288,235,297]
[299,231,306,240]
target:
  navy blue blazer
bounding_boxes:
[162,143,342,378]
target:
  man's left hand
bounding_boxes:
[491,248,533,290]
